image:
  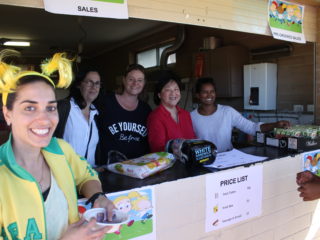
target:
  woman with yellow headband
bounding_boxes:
[0,50,115,240]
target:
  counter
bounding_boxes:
[98,146,320,240]
[99,146,290,193]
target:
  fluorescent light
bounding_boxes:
[3,41,30,47]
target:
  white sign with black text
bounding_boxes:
[43,0,128,19]
[205,165,263,232]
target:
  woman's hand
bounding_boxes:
[93,195,116,221]
[60,218,110,240]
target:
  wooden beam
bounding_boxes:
[315,7,320,124]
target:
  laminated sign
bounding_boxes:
[268,0,305,43]
[44,0,128,19]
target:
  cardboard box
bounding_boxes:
[256,132,320,152]
[288,137,320,152]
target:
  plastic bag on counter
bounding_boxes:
[107,152,175,179]
[165,139,217,167]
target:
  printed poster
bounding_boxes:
[268,0,305,43]
[78,186,156,240]
[302,150,320,176]
[44,0,128,19]
[205,165,263,232]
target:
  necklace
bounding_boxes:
[36,156,45,191]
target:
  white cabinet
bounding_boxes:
[244,63,277,110]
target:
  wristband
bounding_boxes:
[85,192,106,206]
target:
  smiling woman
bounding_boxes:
[95,64,151,163]
[54,69,103,169]
[147,70,196,152]
[0,50,115,240]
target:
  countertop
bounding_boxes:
[98,145,295,193]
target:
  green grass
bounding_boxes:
[103,219,153,240]
[269,18,302,33]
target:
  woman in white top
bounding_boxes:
[56,69,102,168]
[191,77,290,153]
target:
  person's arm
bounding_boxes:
[147,113,167,152]
[260,120,291,132]
[80,180,115,221]
[58,139,115,219]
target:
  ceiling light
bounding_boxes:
[3,41,30,47]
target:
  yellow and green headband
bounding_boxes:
[0,50,73,106]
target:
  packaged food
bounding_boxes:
[165,139,217,167]
[107,152,175,179]
[274,125,320,139]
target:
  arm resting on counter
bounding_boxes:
[260,120,291,133]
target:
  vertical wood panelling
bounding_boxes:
[277,43,314,111]
[315,7,320,124]
[129,0,317,42]
[0,0,317,42]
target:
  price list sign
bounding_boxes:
[205,165,263,232]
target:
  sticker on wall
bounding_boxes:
[78,186,155,240]
[43,0,128,19]
[268,0,305,43]
[302,150,320,176]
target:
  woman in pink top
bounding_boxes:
[147,70,196,152]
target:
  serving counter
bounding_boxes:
[98,146,320,240]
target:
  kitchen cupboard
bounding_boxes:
[201,45,249,97]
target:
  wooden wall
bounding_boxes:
[316,7,320,124]
[0,0,317,42]
[277,42,314,111]
[128,0,317,42]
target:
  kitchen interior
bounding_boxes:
[0,4,315,146]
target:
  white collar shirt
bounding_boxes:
[63,98,99,167]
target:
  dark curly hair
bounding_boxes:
[195,77,216,94]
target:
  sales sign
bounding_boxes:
[205,165,263,232]
[44,0,128,19]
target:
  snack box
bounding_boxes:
[256,132,288,149]
[256,132,320,152]
[287,136,320,152]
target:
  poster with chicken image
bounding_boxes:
[302,150,320,176]
[268,0,305,43]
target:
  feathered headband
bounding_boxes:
[0,49,73,106]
